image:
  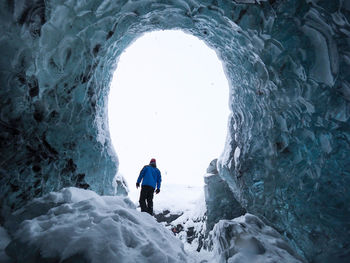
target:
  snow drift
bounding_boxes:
[4,187,188,263]
[2,187,305,263]
[210,214,305,263]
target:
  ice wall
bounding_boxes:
[204,159,245,231]
[0,0,349,262]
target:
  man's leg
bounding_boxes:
[146,187,154,215]
[139,187,147,212]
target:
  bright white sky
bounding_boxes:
[108,30,230,197]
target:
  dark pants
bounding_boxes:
[139,185,154,215]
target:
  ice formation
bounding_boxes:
[0,0,349,262]
[204,159,245,230]
[0,227,11,263]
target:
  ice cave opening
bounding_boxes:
[108,30,230,211]
[1,1,349,262]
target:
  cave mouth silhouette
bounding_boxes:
[108,30,230,204]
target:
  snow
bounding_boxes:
[129,184,205,215]
[1,187,305,263]
[5,187,188,263]
[170,193,207,253]
[171,192,206,227]
[148,184,211,261]
[128,183,210,260]
[210,214,305,263]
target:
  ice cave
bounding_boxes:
[0,0,349,262]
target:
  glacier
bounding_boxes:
[0,0,349,262]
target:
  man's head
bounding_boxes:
[150,158,156,167]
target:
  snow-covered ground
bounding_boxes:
[128,184,204,214]
[129,184,212,260]
[129,184,305,263]
[1,186,305,263]
[210,214,305,263]
[129,184,305,262]
[3,187,189,263]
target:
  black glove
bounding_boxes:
[136,182,140,189]
[155,188,160,194]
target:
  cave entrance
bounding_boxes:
[108,30,230,212]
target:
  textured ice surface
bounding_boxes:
[4,187,188,263]
[210,214,305,263]
[204,159,245,231]
[0,0,349,262]
[0,227,11,263]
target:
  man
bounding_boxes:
[136,158,162,215]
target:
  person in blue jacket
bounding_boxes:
[136,158,162,215]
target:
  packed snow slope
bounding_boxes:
[4,187,188,263]
[1,187,305,263]
[0,0,349,262]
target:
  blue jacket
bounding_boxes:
[137,165,161,190]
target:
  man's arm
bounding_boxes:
[156,170,162,189]
[136,166,146,188]
[155,170,161,194]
